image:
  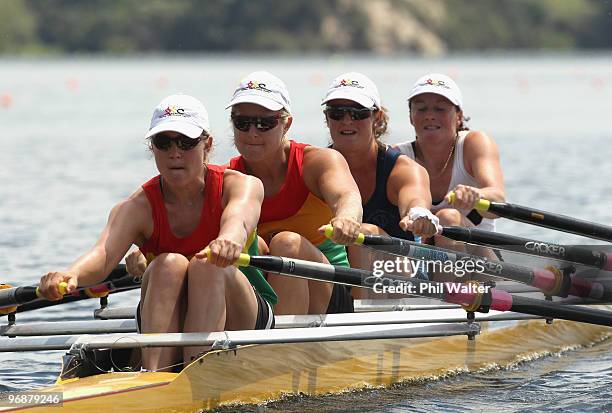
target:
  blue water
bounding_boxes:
[1,54,612,411]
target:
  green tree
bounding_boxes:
[0,0,38,53]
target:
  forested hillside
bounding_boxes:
[1,0,611,54]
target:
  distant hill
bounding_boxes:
[2,0,611,54]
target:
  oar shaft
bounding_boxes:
[0,283,67,309]
[242,255,612,327]
[245,255,500,308]
[477,200,612,243]
[0,265,132,314]
[362,235,541,289]
[441,226,612,271]
[510,295,612,326]
[361,234,612,302]
[0,286,38,308]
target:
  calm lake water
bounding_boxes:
[1,54,611,412]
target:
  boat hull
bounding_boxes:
[3,318,609,412]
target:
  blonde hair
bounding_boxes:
[278,108,291,141]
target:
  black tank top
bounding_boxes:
[363,145,415,241]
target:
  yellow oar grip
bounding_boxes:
[475,199,490,211]
[236,253,251,267]
[203,247,251,267]
[35,282,68,299]
[323,224,365,245]
[448,191,490,212]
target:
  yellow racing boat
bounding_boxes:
[1,298,610,412]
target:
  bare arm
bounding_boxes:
[195,169,264,266]
[445,131,505,218]
[388,156,438,238]
[302,147,363,244]
[39,193,149,300]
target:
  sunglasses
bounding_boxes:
[325,106,375,121]
[151,133,203,151]
[231,114,282,132]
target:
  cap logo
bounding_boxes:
[337,79,364,89]
[241,80,273,93]
[161,105,188,118]
[419,78,451,90]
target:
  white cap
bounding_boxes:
[322,72,381,109]
[407,73,463,108]
[145,94,210,139]
[226,71,292,113]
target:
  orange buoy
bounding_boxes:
[1,93,13,108]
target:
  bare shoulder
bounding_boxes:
[463,130,499,156]
[302,145,355,197]
[98,187,152,246]
[462,130,503,182]
[303,145,346,166]
[223,168,262,186]
[222,168,264,199]
[394,153,425,171]
[390,154,428,185]
[111,187,150,221]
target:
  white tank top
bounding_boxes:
[396,131,496,232]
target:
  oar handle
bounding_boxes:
[202,247,252,267]
[236,253,251,267]
[35,282,68,299]
[1,282,70,314]
[323,224,365,244]
[448,191,490,211]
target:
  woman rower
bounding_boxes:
[226,71,362,315]
[322,72,439,290]
[38,94,275,371]
[395,73,505,250]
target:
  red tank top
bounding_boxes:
[229,140,309,222]
[140,164,225,262]
[229,140,333,245]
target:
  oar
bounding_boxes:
[323,226,612,303]
[235,253,612,327]
[450,194,612,242]
[0,265,135,316]
[440,226,612,271]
